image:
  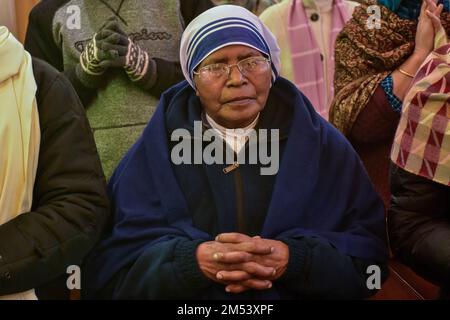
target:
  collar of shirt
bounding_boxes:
[204,112,260,154]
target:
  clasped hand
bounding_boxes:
[80,17,149,81]
[196,233,289,294]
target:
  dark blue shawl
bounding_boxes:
[84,78,387,296]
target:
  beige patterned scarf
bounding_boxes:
[391,27,450,186]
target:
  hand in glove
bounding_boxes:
[76,18,122,88]
[95,19,150,82]
[79,33,109,76]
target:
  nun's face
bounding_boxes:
[194,45,272,129]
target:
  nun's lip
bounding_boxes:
[223,96,256,105]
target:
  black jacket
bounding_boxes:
[388,163,450,289]
[0,58,109,297]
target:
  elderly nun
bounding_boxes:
[83,5,388,299]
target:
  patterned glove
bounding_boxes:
[96,19,150,81]
[79,33,108,75]
[124,38,149,81]
[75,18,122,88]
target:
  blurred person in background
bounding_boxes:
[329,0,449,207]
[25,0,214,178]
[260,0,358,119]
[389,21,450,298]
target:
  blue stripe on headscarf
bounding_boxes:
[186,20,272,76]
[186,17,263,58]
[187,26,271,79]
[187,20,270,68]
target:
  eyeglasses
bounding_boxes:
[193,56,271,82]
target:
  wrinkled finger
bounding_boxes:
[232,278,272,291]
[225,284,249,294]
[243,279,272,290]
[216,270,251,282]
[240,261,277,278]
[236,241,273,255]
[215,233,252,243]
[213,251,252,264]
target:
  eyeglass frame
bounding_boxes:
[193,56,272,81]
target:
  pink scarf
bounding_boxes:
[288,0,350,119]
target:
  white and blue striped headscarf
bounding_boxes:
[180,5,281,88]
